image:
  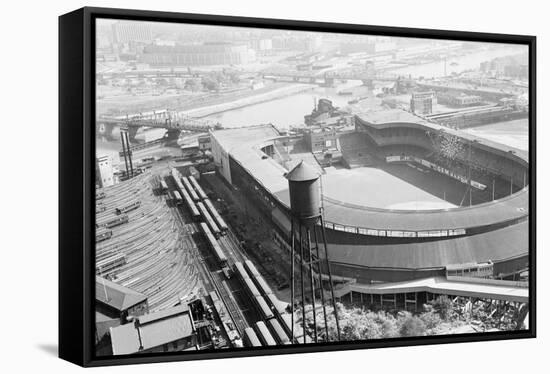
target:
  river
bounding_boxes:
[203,80,361,130]
[387,46,525,79]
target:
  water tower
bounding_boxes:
[285,160,341,343]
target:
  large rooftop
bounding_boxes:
[96,276,148,312]
[325,220,528,270]
[354,108,528,162]
[110,304,194,355]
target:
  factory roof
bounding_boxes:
[110,305,194,355]
[96,276,148,312]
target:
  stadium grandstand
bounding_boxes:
[209,108,529,286]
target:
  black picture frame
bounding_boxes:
[59,6,536,367]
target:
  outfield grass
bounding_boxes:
[321,164,459,210]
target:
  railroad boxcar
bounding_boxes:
[255,296,274,320]
[268,318,290,345]
[255,276,274,296]
[200,222,228,269]
[244,260,261,278]
[170,168,180,181]
[159,179,168,194]
[203,199,228,234]
[243,327,262,347]
[175,178,185,195]
[266,293,288,316]
[104,214,129,228]
[172,190,183,205]
[234,262,249,281]
[188,176,208,200]
[180,187,201,220]
[115,201,141,215]
[95,230,112,243]
[96,253,126,274]
[244,278,261,298]
[182,177,200,201]
[197,202,221,237]
[96,191,106,200]
[255,321,276,346]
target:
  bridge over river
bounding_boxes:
[97,109,222,141]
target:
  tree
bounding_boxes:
[202,76,220,91]
[430,296,454,321]
[398,314,427,337]
[184,79,202,92]
[419,304,442,333]
[427,130,466,166]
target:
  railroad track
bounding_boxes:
[168,190,248,336]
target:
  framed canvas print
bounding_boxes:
[59,7,536,367]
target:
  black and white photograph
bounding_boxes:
[92,16,532,358]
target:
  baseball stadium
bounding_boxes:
[210,108,528,304]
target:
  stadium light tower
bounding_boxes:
[285,160,341,343]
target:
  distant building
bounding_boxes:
[437,92,482,107]
[140,42,256,66]
[198,135,212,151]
[96,155,115,188]
[504,64,528,79]
[410,91,436,115]
[271,35,322,52]
[339,36,396,55]
[304,126,339,154]
[110,305,197,355]
[249,38,273,53]
[480,54,528,79]
[112,21,153,44]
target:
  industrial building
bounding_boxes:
[140,42,256,66]
[112,21,153,45]
[95,155,115,188]
[109,305,197,355]
[410,91,436,115]
[304,126,339,154]
[96,276,149,323]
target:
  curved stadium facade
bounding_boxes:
[210,109,529,284]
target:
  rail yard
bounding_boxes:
[95,161,307,353]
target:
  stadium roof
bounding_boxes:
[324,220,528,270]
[110,304,194,355]
[211,125,290,201]
[321,191,528,231]
[96,276,147,312]
[354,108,528,162]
